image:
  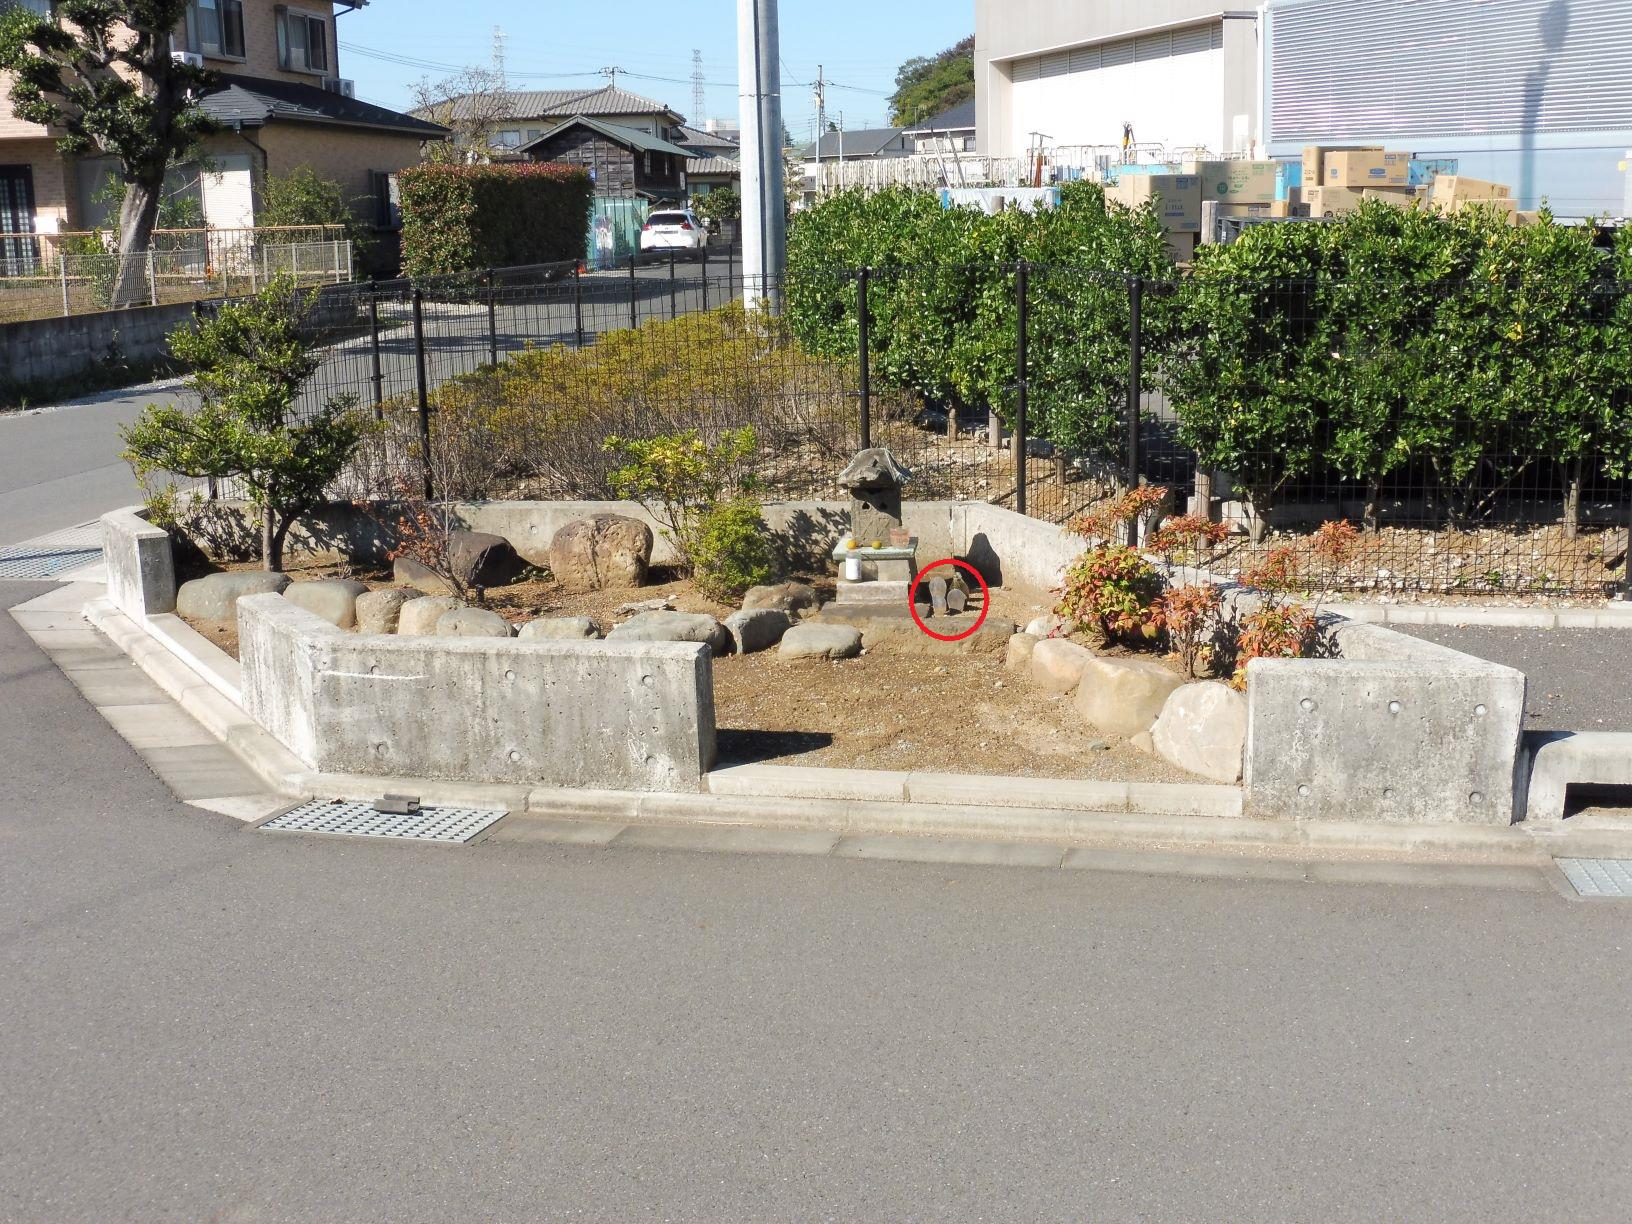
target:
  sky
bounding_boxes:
[338,0,972,138]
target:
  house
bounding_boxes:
[432,85,688,157]
[902,100,977,154]
[519,116,691,202]
[0,1,443,240]
[675,124,739,198]
[796,127,910,201]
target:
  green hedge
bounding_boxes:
[398,163,594,280]
[786,183,1174,464]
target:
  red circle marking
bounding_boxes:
[907,559,991,642]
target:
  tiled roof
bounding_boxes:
[902,99,976,135]
[797,128,909,160]
[676,123,738,153]
[431,85,682,124]
[519,115,694,159]
[686,156,741,176]
[199,73,446,136]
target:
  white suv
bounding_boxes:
[639,208,710,252]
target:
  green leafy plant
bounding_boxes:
[693,187,740,227]
[398,162,593,279]
[606,427,761,575]
[1157,583,1224,677]
[690,498,779,600]
[258,165,371,258]
[120,278,371,571]
[1056,544,1164,645]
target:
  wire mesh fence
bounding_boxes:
[227,244,1632,598]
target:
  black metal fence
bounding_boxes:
[277,249,1632,598]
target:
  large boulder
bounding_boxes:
[397,595,462,637]
[1025,613,1070,639]
[1151,681,1248,783]
[1006,632,1040,671]
[833,612,1014,657]
[741,581,820,618]
[723,608,791,654]
[448,530,525,589]
[518,616,601,641]
[435,607,515,639]
[606,610,731,655]
[394,556,455,597]
[1029,638,1097,693]
[1075,656,1186,738]
[176,570,291,623]
[779,623,862,661]
[282,578,368,629]
[547,515,653,592]
[355,589,415,635]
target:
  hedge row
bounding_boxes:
[398,163,593,280]
[788,188,1632,531]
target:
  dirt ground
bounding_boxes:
[181,557,1196,783]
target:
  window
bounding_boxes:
[185,0,245,59]
[495,130,522,149]
[643,152,652,174]
[277,7,329,74]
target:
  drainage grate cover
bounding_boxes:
[261,799,506,843]
[0,523,102,580]
[1557,858,1632,899]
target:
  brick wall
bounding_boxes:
[0,140,78,232]
[254,124,427,219]
[209,0,341,85]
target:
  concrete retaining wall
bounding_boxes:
[101,505,176,619]
[0,301,196,388]
[237,594,717,792]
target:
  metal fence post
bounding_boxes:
[573,261,585,347]
[291,242,300,285]
[486,268,499,365]
[411,288,434,501]
[857,266,872,451]
[146,247,158,306]
[1015,260,1029,517]
[59,252,69,317]
[368,284,384,420]
[1127,274,1144,494]
[668,250,678,320]
[700,243,710,311]
[628,253,638,329]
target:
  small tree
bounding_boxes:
[604,427,762,577]
[694,187,740,228]
[258,165,371,256]
[0,1,216,307]
[121,280,370,571]
[409,66,514,164]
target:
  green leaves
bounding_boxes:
[398,163,594,280]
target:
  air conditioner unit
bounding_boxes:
[323,78,356,99]
[172,51,205,68]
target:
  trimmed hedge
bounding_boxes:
[398,163,594,280]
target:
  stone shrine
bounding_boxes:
[832,448,916,604]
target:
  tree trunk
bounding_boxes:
[111,178,162,310]
[1563,456,1583,541]
[1193,470,1213,519]
[987,408,1002,453]
[1364,474,1382,533]
[262,504,279,572]
[1245,493,1270,544]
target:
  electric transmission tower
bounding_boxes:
[692,49,706,122]
[491,26,508,85]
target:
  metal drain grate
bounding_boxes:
[0,523,102,580]
[261,799,506,843]
[1557,858,1632,899]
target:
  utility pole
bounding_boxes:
[737,0,786,311]
[812,65,826,186]
[600,65,625,88]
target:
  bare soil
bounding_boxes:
[181,557,1196,783]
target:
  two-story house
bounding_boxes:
[0,0,443,244]
[430,84,687,158]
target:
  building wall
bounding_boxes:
[976,0,1255,157]
[0,139,76,233]
[205,0,343,85]
[251,124,426,219]
[529,129,684,199]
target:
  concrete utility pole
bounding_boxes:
[737,0,786,311]
[812,65,826,184]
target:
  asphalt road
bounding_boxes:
[2,579,1631,1221]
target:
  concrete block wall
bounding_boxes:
[237,594,718,792]
[0,301,196,389]
[101,506,177,620]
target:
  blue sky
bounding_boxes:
[338,0,971,136]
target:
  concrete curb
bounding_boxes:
[1325,601,1632,630]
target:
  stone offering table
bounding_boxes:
[833,540,917,606]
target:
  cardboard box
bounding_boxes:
[1302,145,1381,188]
[1214,202,1274,217]
[1430,175,1513,207]
[1325,150,1411,188]
[1361,187,1419,208]
[1184,160,1279,204]
[1108,173,1201,233]
[1269,198,1308,218]
[1164,230,1198,263]
[1452,196,1519,217]
[1304,186,1366,217]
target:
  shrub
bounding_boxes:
[1056,545,1164,645]
[693,187,740,227]
[606,427,759,573]
[1158,583,1224,677]
[691,498,779,600]
[398,162,593,279]
[257,165,372,257]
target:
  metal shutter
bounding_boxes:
[1269,0,1632,141]
[1012,57,1041,83]
[1172,25,1213,57]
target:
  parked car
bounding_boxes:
[639,209,710,252]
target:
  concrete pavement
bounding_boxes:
[4,579,1632,1221]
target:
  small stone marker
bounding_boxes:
[945,587,968,616]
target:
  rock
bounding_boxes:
[447,530,526,589]
[741,581,820,618]
[394,556,455,597]
[1029,638,1097,693]
[1151,681,1248,783]
[396,595,462,637]
[176,570,291,623]
[435,607,515,639]
[1025,613,1069,638]
[1075,656,1187,738]
[354,589,414,635]
[912,406,949,431]
[606,610,731,655]
[282,578,368,629]
[1129,730,1156,756]
[518,616,601,641]
[724,608,792,654]
[1006,632,1040,671]
[845,614,1014,656]
[614,595,675,617]
[547,515,653,592]
[779,623,863,661]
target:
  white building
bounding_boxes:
[975,0,1632,215]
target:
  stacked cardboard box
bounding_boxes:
[1324,150,1412,188]
[1430,175,1513,211]
[1302,145,1380,187]
[1107,173,1201,232]
[1304,186,1366,217]
[1183,160,1279,204]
